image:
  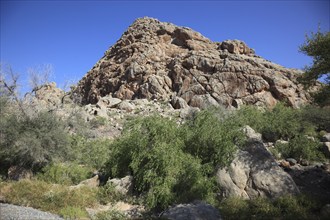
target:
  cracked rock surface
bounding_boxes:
[75,17,313,109]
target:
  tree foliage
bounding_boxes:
[299,29,330,106]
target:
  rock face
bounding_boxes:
[217,129,299,199]
[75,17,311,109]
[161,201,222,220]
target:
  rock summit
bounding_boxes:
[75,17,311,109]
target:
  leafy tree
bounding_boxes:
[299,29,330,106]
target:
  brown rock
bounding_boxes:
[74,17,314,109]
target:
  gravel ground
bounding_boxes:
[0,203,64,220]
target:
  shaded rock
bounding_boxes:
[108,175,133,195]
[286,158,297,166]
[286,165,330,203]
[171,96,189,109]
[8,166,33,181]
[323,142,330,158]
[217,140,299,200]
[161,201,222,220]
[320,204,330,218]
[321,133,330,142]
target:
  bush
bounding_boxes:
[37,163,93,185]
[69,135,111,170]
[275,135,324,161]
[261,103,305,141]
[183,109,243,169]
[105,111,241,210]
[0,110,70,170]
[301,105,330,132]
[97,181,126,205]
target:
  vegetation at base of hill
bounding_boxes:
[0,179,327,220]
[0,179,98,219]
[0,103,70,171]
[104,112,235,210]
[219,195,327,220]
[37,163,93,185]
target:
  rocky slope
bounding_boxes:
[74,17,311,109]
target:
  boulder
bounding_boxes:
[323,142,330,158]
[97,96,122,108]
[217,140,299,200]
[70,175,100,189]
[321,133,330,142]
[171,96,189,109]
[117,100,135,112]
[161,201,222,220]
[108,175,133,195]
[242,125,262,141]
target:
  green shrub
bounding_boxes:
[69,135,111,170]
[106,115,217,210]
[275,135,324,161]
[301,105,330,132]
[0,110,70,170]
[97,182,125,205]
[183,109,243,169]
[261,103,304,141]
[37,163,93,185]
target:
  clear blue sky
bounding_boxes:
[1,0,329,92]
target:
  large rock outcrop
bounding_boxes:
[216,127,300,199]
[75,17,311,109]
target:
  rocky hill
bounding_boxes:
[74,17,311,109]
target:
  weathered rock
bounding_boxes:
[7,166,33,181]
[217,140,299,200]
[161,201,222,220]
[117,100,135,112]
[286,158,297,166]
[323,142,330,158]
[242,125,262,141]
[74,17,314,109]
[171,96,189,109]
[97,96,122,108]
[321,133,330,142]
[108,175,133,195]
[220,40,254,55]
[70,175,100,189]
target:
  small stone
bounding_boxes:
[300,159,310,166]
[280,160,291,169]
[286,158,297,166]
